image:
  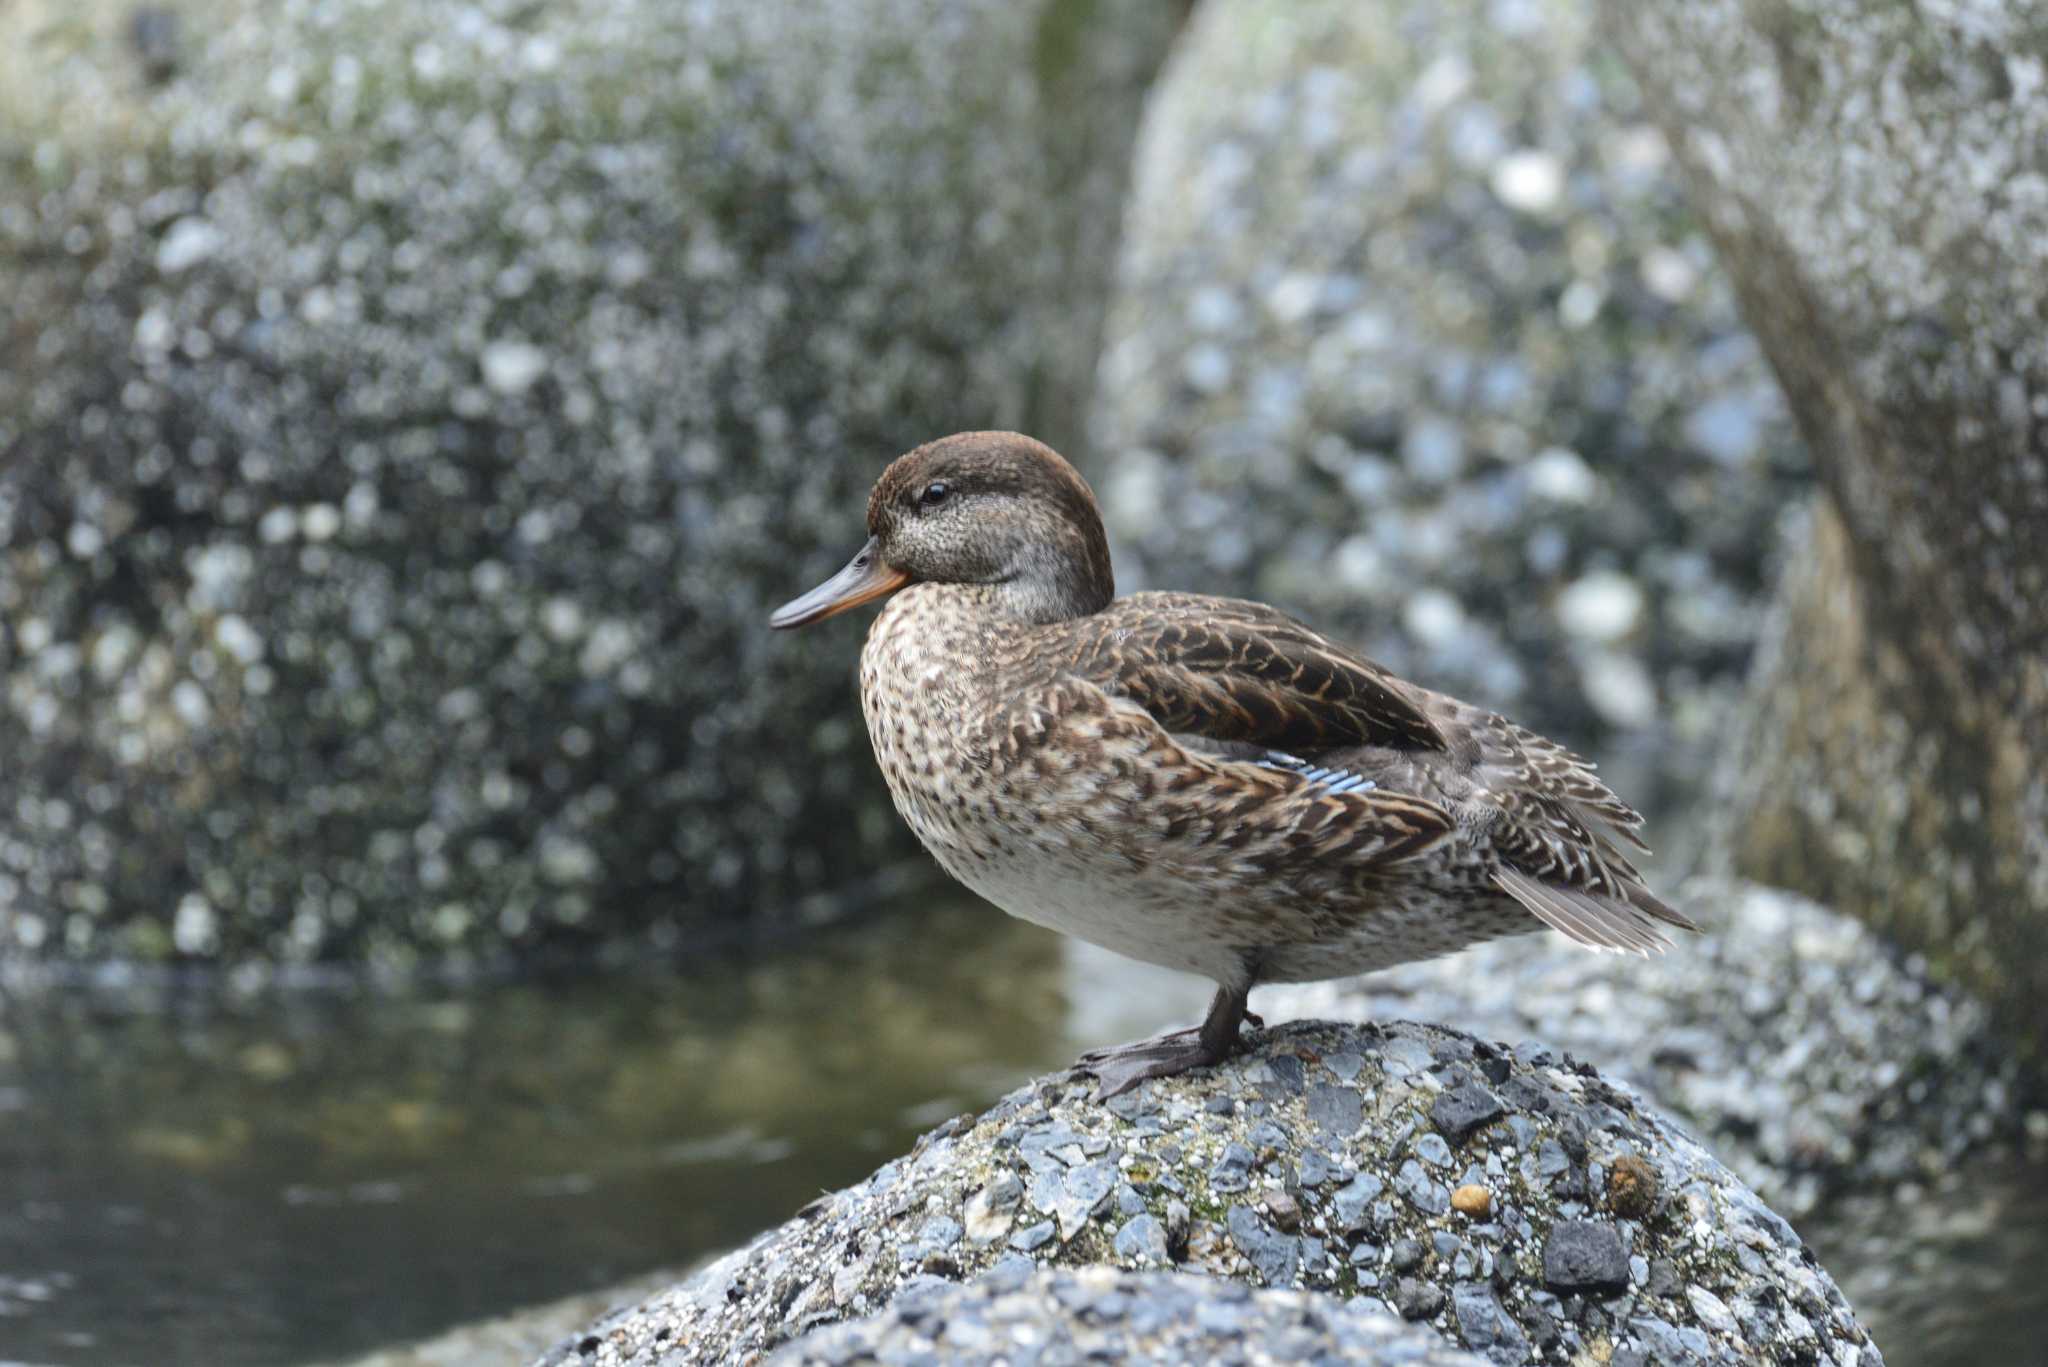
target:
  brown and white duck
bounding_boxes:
[770,431,1694,1097]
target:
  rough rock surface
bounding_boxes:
[1089,0,1807,775]
[548,1021,1880,1366]
[1601,1,2048,1063]
[1262,879,2023,1217]
[763,1267,1486,1366]
[0,0,1181,967]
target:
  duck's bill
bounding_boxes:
[768,537,912,629]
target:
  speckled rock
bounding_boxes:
[545,1020,1880,1365]
[761,1267,1487,1366]
[1600,2,2048,1067]
[0,0,1181,967]
[1263,879,2022,1217]
[1089,0,1807,777]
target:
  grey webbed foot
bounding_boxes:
[1074,985,1252,1100]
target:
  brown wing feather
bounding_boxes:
[1001,680,1456,873]
[1434,703,1695,946]
[1051,592,1447,756]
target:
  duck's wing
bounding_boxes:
[1049,592,1449,757]
[1438,704,1697,952]
[996,675,1456,871]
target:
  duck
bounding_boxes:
[770,431,1694,1097]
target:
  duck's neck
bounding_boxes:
[974,541,1113,626]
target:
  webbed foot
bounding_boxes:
[1073,985,1252,1100]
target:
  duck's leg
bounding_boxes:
[1075,985,1251,1100]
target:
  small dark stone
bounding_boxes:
[1630,1316,1715,1362]
[1543,1219,1631,1296]
[1104,1089,1149,1121]
[1305,1083,1363,1138]
[1555,1116,1591,1160]
[1331,1173,1384,1233]
[1205,1096,1235,1115]
[1431,1082,1507,1143]
[1209,1142,1256,1193]
[1393,1277,1445,1320]
[1261,1189,1303,1232]
[1113,1213,1170,1265]
[983,1253,1038,1289]
[1246,1120,1292,1152]
[1266,1054,1307,1093]
[1413,1132,1455,1168]
[1298,1150,1332,1187]
[1226,1203,1301,1284]
[1499,1075,1554,1114]
[1389,1237,1426,1273]
[914,1215,963,1254]
[1453,1282,1529,1362]
[1394,1159,1450,1215]
[1009,1221,1055,1252]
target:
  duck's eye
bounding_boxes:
[918,481,951,509]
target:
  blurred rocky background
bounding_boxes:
[0,0,1181,970]
[1605,0,2048,1068]
[1090,0,1808,818]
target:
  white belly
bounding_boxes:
[928,832,1248,986]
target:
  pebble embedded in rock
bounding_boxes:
[912,1216,962,1258]
[1686,1284,1741,1335]
[1543,1219,1630,1296]
[1331,1173,1384,1233]
[1052,1161,1117,1241]
[1113,1213,1171,1266]
[1431,1082,1507,1143]
[1394,1158,1451,1215]
[1009,1221,1055,1253]
[1606,1153,1659,1218]
[1451,1184,1492,1216]
[1451,1281,1529,1361]
[1306,1083,1363,1138]
[1225,1204,1300,1285]
[1209,1142,1256,1193]
[1259,1189,1303,1233]
[1393,1276,1447,1320]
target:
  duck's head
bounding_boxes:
[769,431,1114,629]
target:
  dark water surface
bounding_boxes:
[0,897,1083,1366]
[1,894,2042,1365]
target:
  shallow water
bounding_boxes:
[0,895,2042,1365]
